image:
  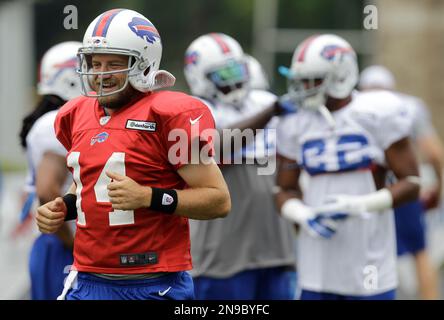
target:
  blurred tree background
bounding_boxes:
[34,0,365,95]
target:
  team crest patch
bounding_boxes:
[162,193,174,206]
[90,132,109,145]
[126,120,157,132]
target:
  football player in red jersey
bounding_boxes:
[35,8,231,300]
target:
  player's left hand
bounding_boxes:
[106,171,152,210]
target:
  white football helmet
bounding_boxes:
[184,33,250,106]
[38,41,82,101]
[359,65,396,90]
[282,34,358,110]
[245,54,270,91]
[78,8,175,97]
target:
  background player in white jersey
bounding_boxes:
[184,33,297,300]
[275,34,420,300]
[359,65,443,299]
[19,41,81,299]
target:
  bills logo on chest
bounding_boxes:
[91,132,109,146]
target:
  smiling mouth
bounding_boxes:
[98,82,118,92]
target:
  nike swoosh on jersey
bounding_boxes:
[190,114,203,125]
[158,286,172,296]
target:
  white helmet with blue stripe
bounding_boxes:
[78,8,175,97]
[38,41,82,101]
[280,34,358,110]
[184,33,250,106]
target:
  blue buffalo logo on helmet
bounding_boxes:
[128,17,160,44]
[90,132,110,146]
[46,57,78,86]
[184,51,199,66]
[320,45,353,61]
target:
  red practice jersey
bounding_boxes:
[55,91,215,274]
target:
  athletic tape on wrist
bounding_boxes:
[405,176,421,186]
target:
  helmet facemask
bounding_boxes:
[205,59,250,106]
[77,47,144,97]
[287,74,331,111]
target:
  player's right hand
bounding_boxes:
[36,197,67,234]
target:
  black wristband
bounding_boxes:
[149,188,178,214]
[62,193,78,221]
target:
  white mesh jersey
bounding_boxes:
[25,110,70,193]
[277,90,412,295]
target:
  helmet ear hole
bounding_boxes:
[144,65,151,76]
